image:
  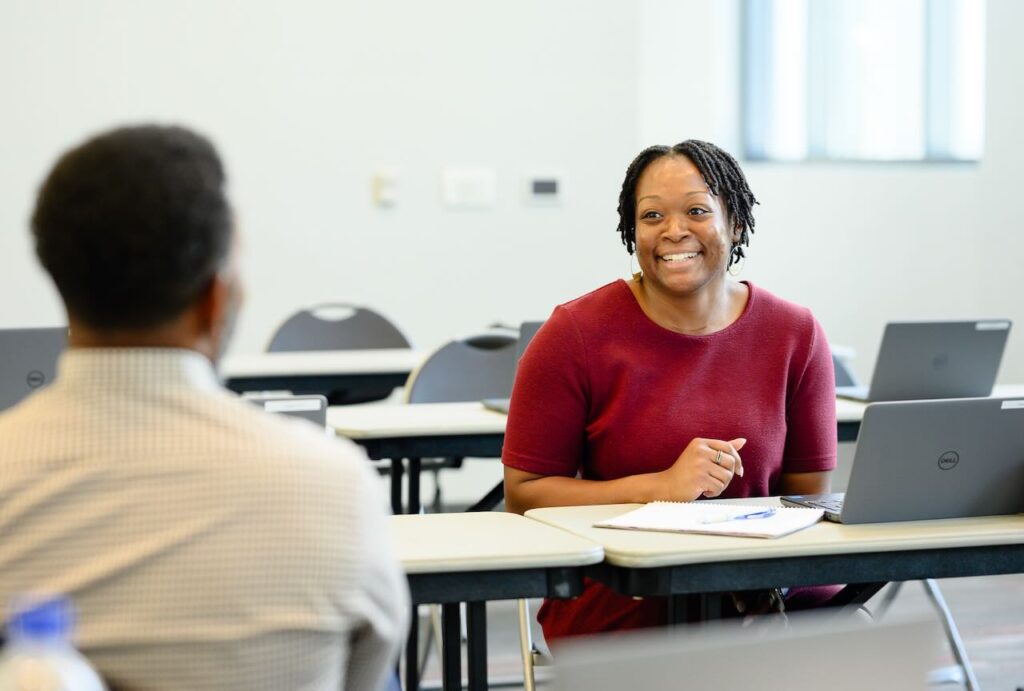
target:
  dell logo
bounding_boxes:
[938,451,959,470]
[26,370,46,388]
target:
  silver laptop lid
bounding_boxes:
[515,320,543,362]
[554,614,938,691]
[0,327,67,412]
[244,393,328,427]
[866,320,1011,401]
[842,396,1024,524]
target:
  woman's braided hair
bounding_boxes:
[616,139,759,267]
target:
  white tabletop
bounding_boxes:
[332,398,868,440]
[835,397,866,423]
[328,386,1024,439]
[220,348,422,378]
[391,511,603,574]
[835,384,1024,423]
[992,383,1024,398]
[526,501,1024,569]
[329,401,507,439]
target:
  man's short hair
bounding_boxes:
[32,125,233,329]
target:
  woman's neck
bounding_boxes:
[629,277,746,335]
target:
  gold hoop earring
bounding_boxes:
[629,253,642,282]
[728,247,745,276]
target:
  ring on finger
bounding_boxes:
[713,449,723,466]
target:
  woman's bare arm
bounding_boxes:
[504,437,746,514]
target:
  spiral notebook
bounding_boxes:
[594,502,825,539]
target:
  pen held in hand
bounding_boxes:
[698,508,777,524]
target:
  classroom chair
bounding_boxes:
[402,327,518,512]
[405,330,516,405]
[266,302,410,403]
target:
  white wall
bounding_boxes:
[639,0,1024,385]
[2,0,1021,383]
[0,0,637,354]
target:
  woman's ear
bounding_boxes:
[731,221,743,244]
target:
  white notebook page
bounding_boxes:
[594,502,824,539]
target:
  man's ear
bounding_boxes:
[193,275,222,336]
[193,272,234,354]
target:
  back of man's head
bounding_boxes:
[32,125,233,330]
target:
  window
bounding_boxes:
[743,0,985,162]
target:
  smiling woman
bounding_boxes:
[501,139,840,641]
[622,145,754,335]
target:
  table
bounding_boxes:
[835,398,866,442]
[526,501,1024,621]
[391,512,603,691]
[332,398,865,514]
[329,402,507,514]
[219,348,421,404]
[332,389,1024,513]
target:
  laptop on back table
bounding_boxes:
[243,393,329,427]
[835,320,1011,402]
[0,327,67,412]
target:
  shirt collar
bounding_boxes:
[56,348,222,393]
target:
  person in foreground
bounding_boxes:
[0,125,408,690]
[502,140,838,641]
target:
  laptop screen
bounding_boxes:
[554,614,937,691]
[244,394,328,427]
[0,327,67,412]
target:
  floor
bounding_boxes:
[413,573,1024,689]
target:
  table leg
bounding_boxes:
[441,602,462,691]
[391,458,404,514]
[466,601,487,691]
[404,603,420,691]
[668,593,724,624]
[408,457,422,514]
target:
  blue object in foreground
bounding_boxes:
[700,508,777,524]
[732,508,777,521]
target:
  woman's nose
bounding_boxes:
[663,214,688,240]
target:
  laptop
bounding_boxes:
[835,320,1011,402]
[782,396,1024,523]
[0,327,67,412]
[481,320,543,414]
[554,613,938,691]
[243,393,328,427]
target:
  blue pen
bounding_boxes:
[732,508,776,520]
[699,508,776,524]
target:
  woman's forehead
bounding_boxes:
[637,156,711,197]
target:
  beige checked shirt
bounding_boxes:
[0,349,408,691]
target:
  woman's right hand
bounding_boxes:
[657,437,747,501]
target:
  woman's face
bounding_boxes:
[633,155,738,298]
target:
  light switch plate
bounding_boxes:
[442,168,497,208]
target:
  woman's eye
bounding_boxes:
[640,210,662,219]
[688,208,709,216]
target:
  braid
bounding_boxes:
[616,140,759,266]
[616,145,670,255]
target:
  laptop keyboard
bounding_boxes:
[802,497,845,513]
